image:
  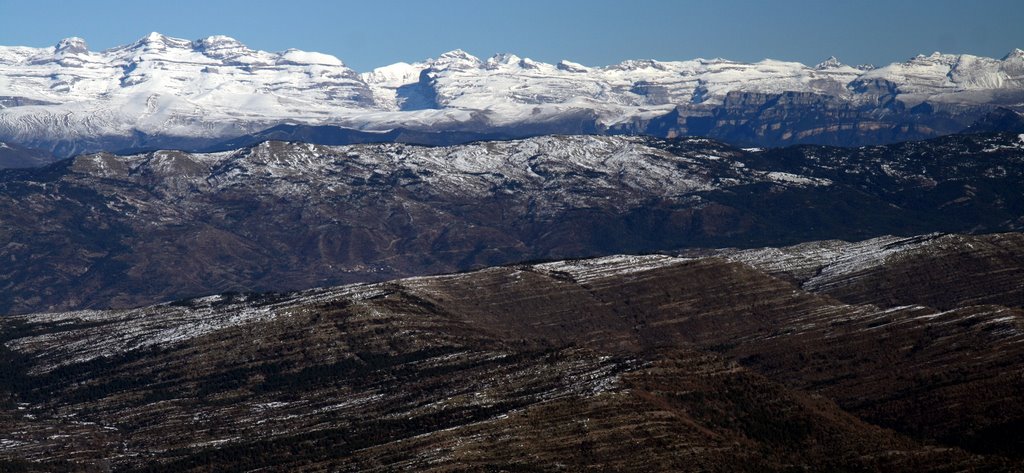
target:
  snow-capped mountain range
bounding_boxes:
[1,32,1023,156]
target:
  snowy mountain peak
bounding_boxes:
[362,62,424,85]
[129,32,193,51]
[137,32,168,44]
[432,49,481,69]
[55,37,88,54]
[2,34,1023,156]
[191,35,251,58]
[609,59,666,71]
[518,57,542,69]
[194,34,242,46]
[557,60,590,73]
[438,49,476,59]
[277,48,345,66]
[814,56,843,70]
[486,52,522,68]
[911,52,940,61]
[483,53,544,70]
[1003,48,1024,61]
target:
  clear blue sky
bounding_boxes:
[1,0,1022,71]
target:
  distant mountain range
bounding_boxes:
[2,131,1022,315]
[1,33,1023,158]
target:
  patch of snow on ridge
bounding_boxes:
[58,135,834,215]
[4,285,387,374]
[799,234,947,292]
[764,171,832,186]
[278,49,344,66]
[721,234,950,285]
[535,254,687,283]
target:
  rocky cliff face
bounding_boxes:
[2,132,1023,315]
[1,34,1022,156]
[1,233,1021,471]
[636,90,972,146]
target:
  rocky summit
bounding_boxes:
[1,33,1023,157]
[0,232,1021,471]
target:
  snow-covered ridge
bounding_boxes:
[0,32,370,145]
[718,232,1023,296]
[535,254,688,283]
[1,32,1022,152]
[67,135,830,207]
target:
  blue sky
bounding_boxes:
[1,0,1022,71]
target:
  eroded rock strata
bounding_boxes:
[1,233,1021,471]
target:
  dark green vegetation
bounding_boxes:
[0,233,1021,471]
[2,132,1023,315]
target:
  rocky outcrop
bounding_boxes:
[635,91,971,147]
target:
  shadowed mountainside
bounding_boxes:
[0,141,53,169]
[3,133,1024,315]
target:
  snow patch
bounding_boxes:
[278,49,344,66]
[764,171,832,186]
[535,254,686,283]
